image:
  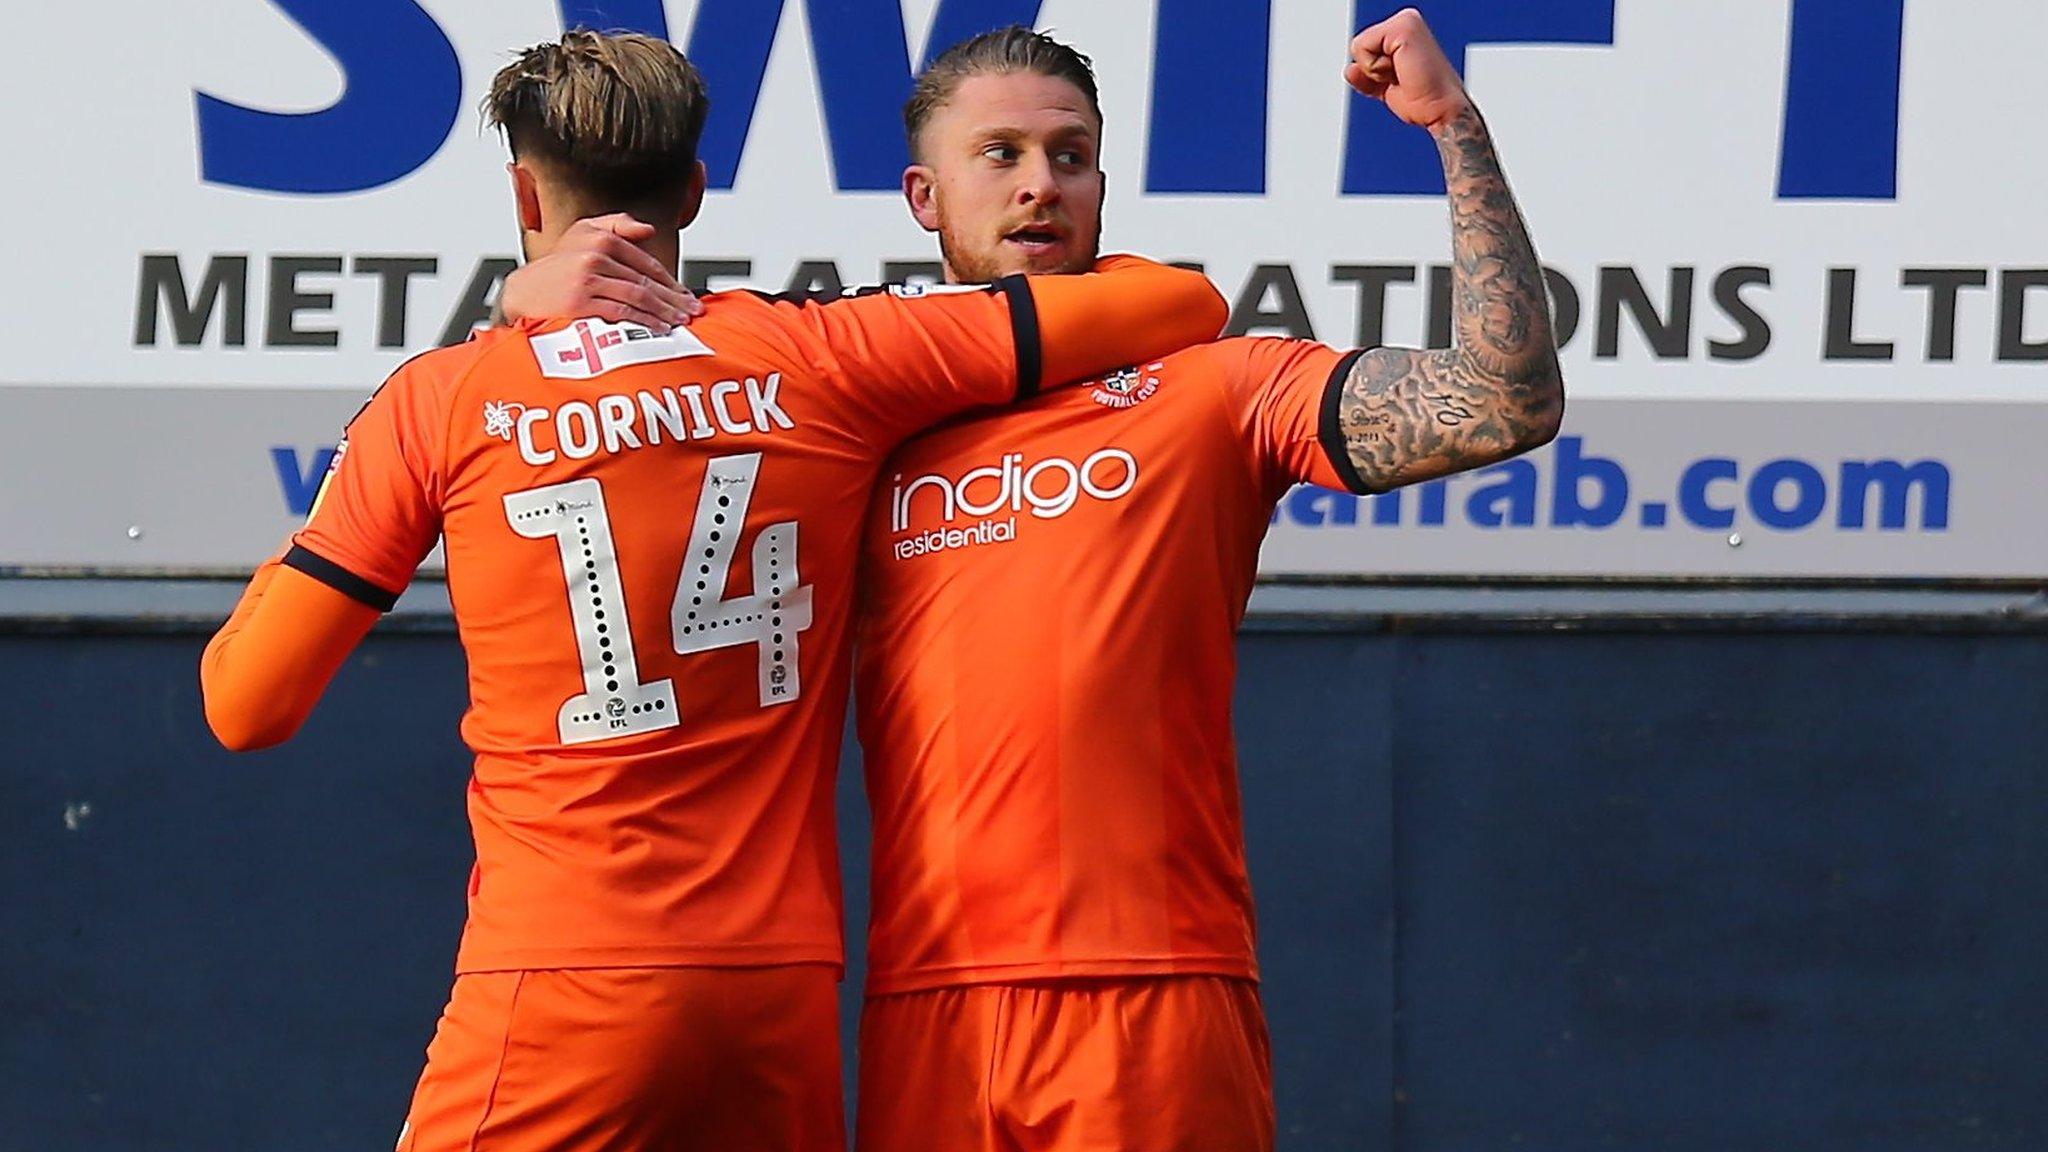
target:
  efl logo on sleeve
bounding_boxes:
[305,438,349,521]
[531,319,716,380]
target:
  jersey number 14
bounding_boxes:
[503,452,815,745]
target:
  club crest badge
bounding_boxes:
[1090,362,1164,409]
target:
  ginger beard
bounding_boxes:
[933,193,1102,283]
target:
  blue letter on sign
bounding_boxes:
[272,446,337,517]
[557,2,669,36]
[1778,0,1905,199]
[195,1,461,194]
[1342,0,1614,196]
[686,0,1042,192]
[1146,0,1272,193]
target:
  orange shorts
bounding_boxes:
[855,976,1273,1152]
[396,965,843,1152]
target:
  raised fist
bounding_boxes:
[1345,8,1472,131]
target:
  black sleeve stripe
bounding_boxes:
[284,544,400,612]
[1317,347,1375,495]
[994,274,1043,399]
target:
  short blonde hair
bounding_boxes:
[905,26,1102,162]
[485,30,710,211]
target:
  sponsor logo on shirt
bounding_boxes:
[888,447,1139,560]
[482,399,520,440]
[530,318,716,380]
[1090,361,1163,409]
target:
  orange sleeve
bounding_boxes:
[1029,254,1227,388]
[290,360,447,607]
[1229,338,1368,498]
[798,255,1226,441]
[201,556,381,751]
[201,358,449,751]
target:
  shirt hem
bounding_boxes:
[456,943,843,975]
[862,955,1259,997]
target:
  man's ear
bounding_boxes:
[677,160,708,230]
[903,165,941,234]
[509,162,544,234]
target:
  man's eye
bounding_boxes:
[1056,150,1087,166]
[983,144,1018,162]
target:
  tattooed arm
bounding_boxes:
[1333,10,1563,492]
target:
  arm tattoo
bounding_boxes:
[1335,104,1564,492]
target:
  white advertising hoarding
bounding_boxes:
[3,0,2041,577]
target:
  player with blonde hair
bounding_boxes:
[202,29,1225,1152]
[510,9,1561,1148]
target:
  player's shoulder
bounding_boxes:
[424,323,530,367]
[379,325,530,398]
[1188,335,1354,385]
[1204,334,1343,359]
[688,286,839,344]
[1150,335,1319,380]
[671,289,821,367]
[338,334,502,436]
[696,286,785,315]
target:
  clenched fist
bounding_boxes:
[1345,8,1472,131]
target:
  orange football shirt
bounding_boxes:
[287,268,1223,973]
[855,337,1366,993]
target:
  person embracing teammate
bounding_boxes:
[200,30,1225,1152]
[509,8,1562,1150]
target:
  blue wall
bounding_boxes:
[4,624,2044,1149]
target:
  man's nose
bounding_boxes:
[1014,151,1063,207]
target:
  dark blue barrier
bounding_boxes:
[4,619,2044,1150]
